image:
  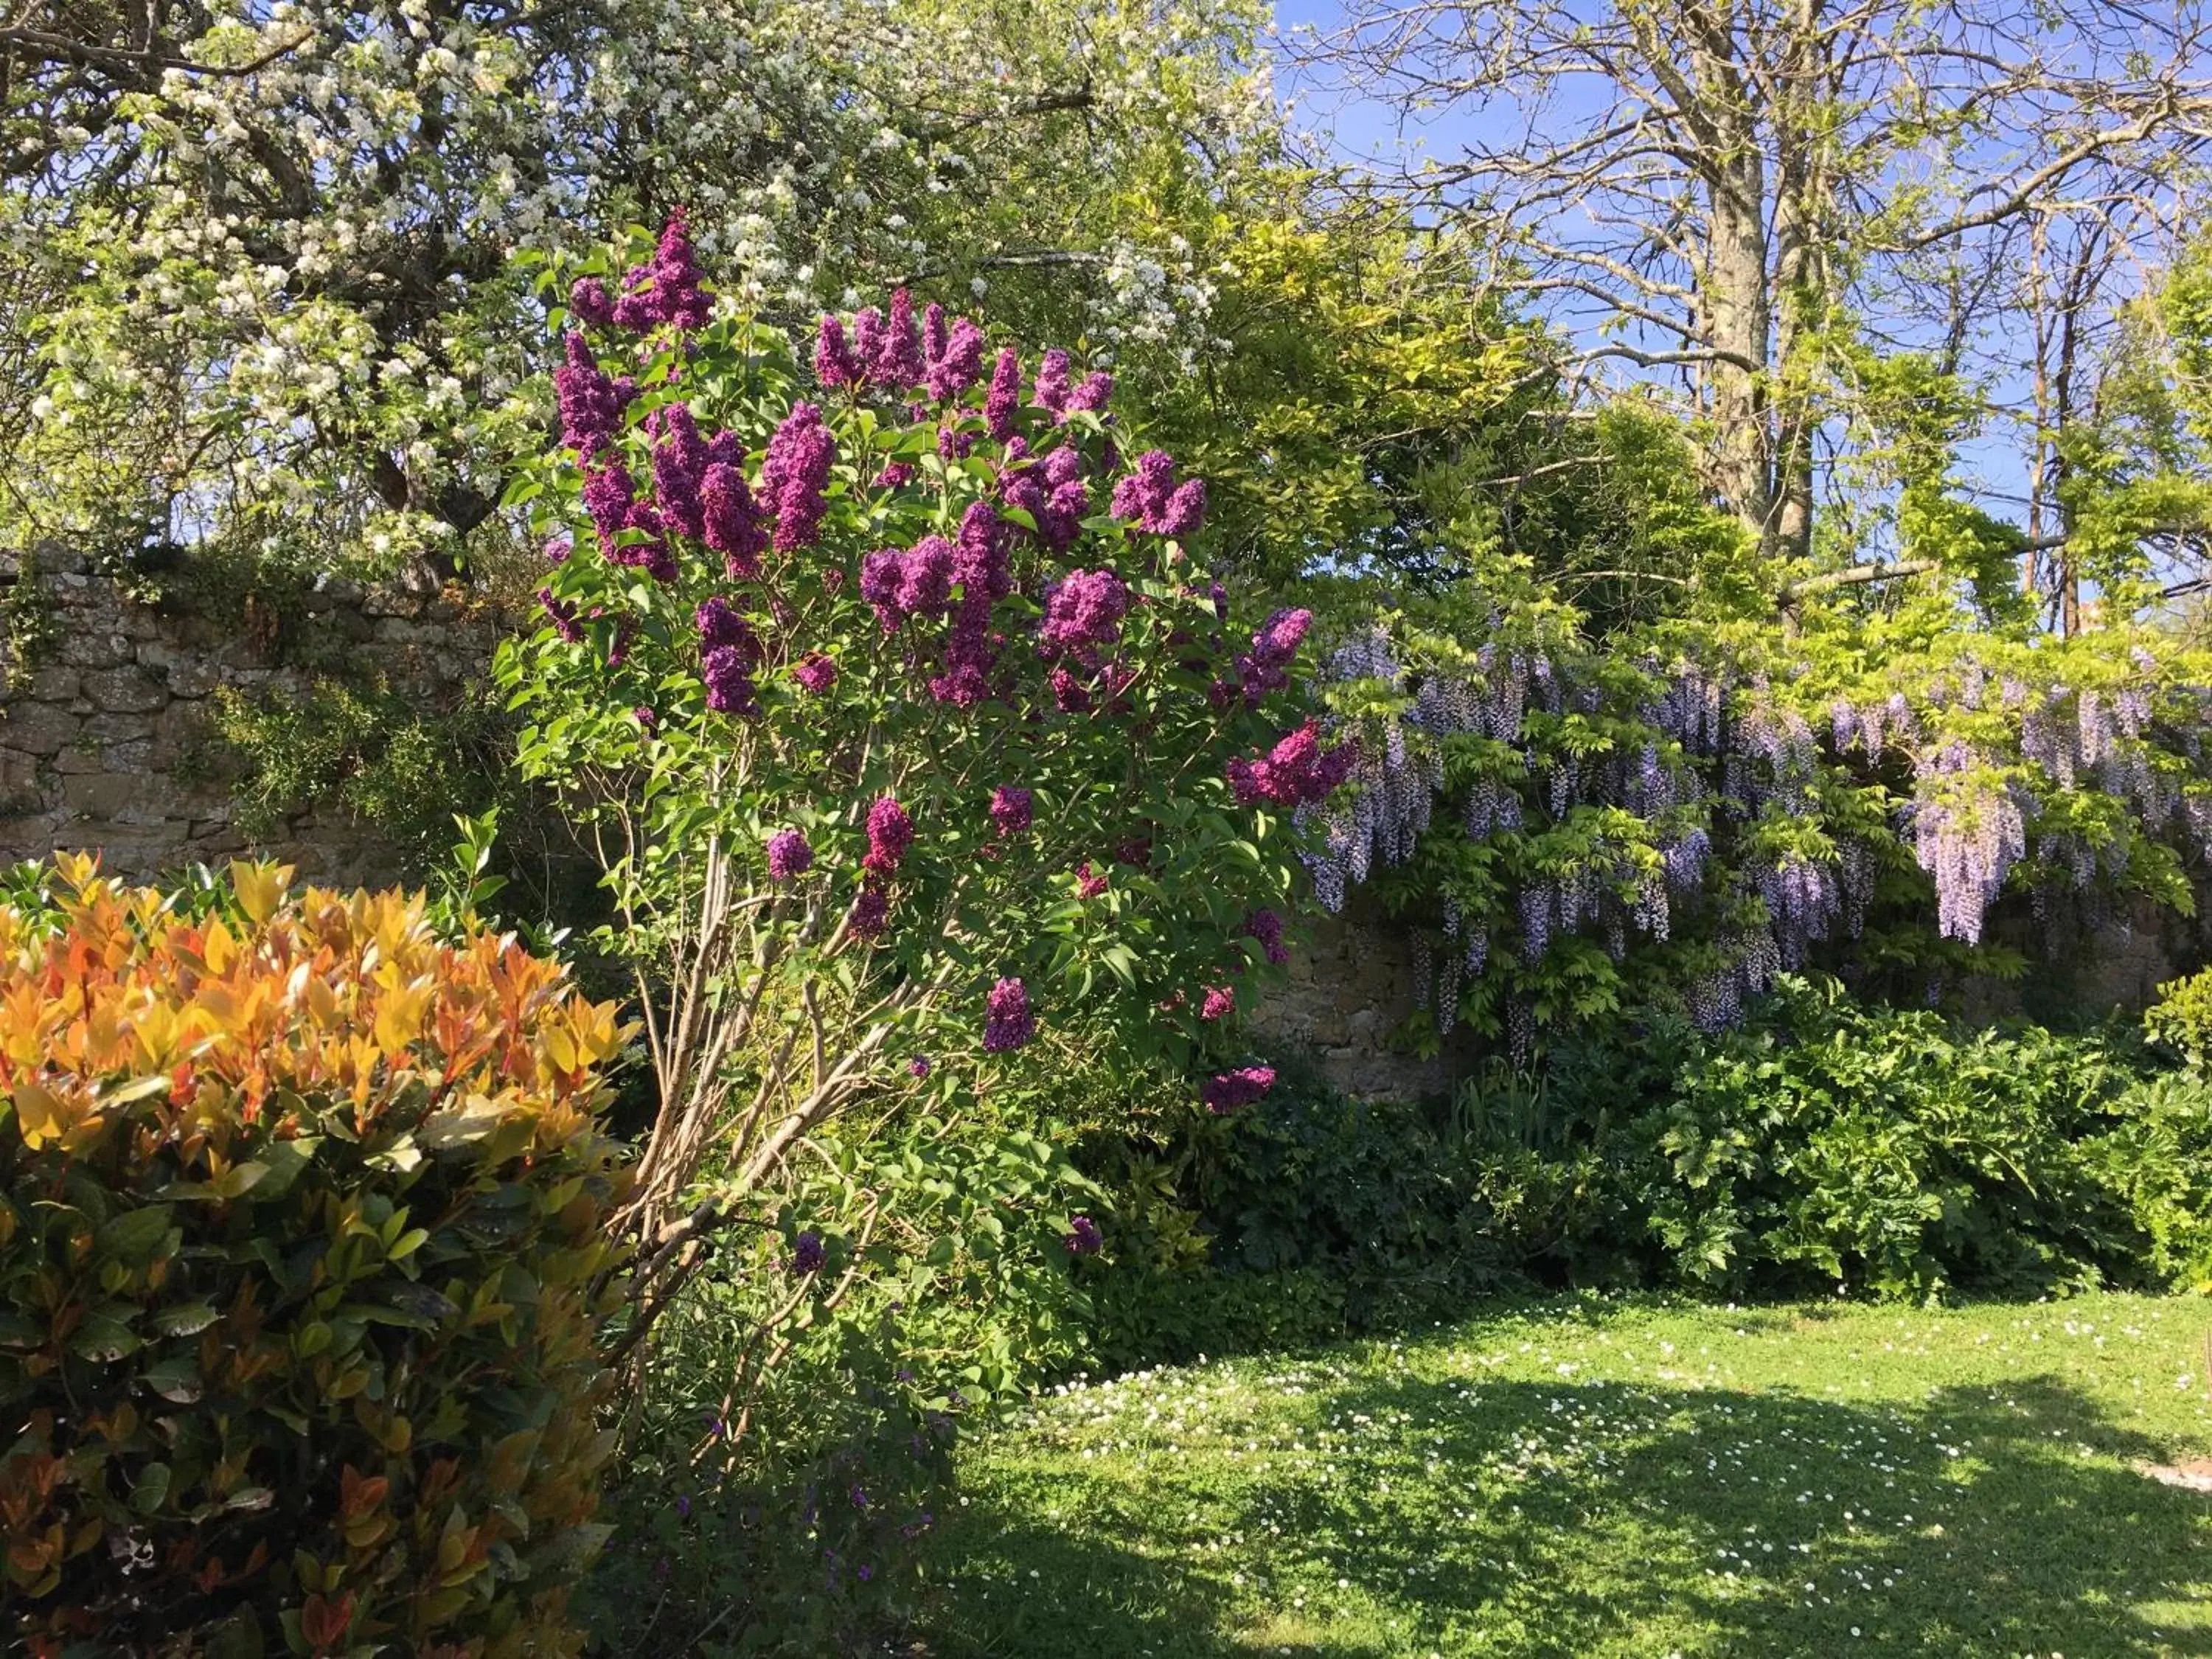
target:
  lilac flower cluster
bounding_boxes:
[1110,450,1206,538]
[702,455,766,579]
[538,587,584,644]
[923,307,986,403]
[1201,1066,1276,1113]
[759,403,835,552]
[863,796,913,876]
[577,452,678,582]
[698,594,762,717]
[861,534,955,632]
[611,210,713,333]
[555,333,625,458]
[766,829,813,883]
[848,882,891,941]
[1039,569,1129,664]
[999,446,1089,554]
[990,785,1033,838]
[1065,1215,1102,1255]
[815,315,861,389]
[1229,608,1311,704]
[649,402,709,538]
[984,349,1023,439]
[791,1230,827,1275]
[1200,985,1235,1021]
[793,653,838,694]
[880,291,926,386]
[983,977,1034,1052]
[1245,908,1289,966]
[1032,349,1072,416]
[930,503,1011,707]
[1228,722,1356,808]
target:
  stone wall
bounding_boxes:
[0,546,503,888]
[1247,902,1454,1100]
[4,554,2193,1107]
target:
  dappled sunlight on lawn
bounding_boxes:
[915,1294,2212,1657]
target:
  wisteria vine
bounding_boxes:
[1303,618,2212,1054]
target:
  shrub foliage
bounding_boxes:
[0,855,630,1656]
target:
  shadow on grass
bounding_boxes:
[913,1371,2212,1658]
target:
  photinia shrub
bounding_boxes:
[0,855,630,1657]
[497,216,1326,1231]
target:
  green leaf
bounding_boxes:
[95,1204,175,1265]
[143,1355,204,1403]
[70,1311,141,1362]
[131,1461,173,1514]
[150,1301,220,1338]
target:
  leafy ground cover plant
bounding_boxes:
[1071,977,2212,1364]
[0,855,630,1655]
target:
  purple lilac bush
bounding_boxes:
[501,214,1331,1230]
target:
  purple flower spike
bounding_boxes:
[1033,348,1072,416]
[863,796,914,875]
[760,403,836,552]
[873,289,925,388]
[983,976,1034,1053]
[990,785,1033,838]
[1201,1066,1276,1113]
[766,828,813,883]
[568,276,615,326]
[815,314,861,389]
[792,1231,826,1274]
[984,348,1023,439]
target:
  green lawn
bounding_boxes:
[914,1292,2212,1657]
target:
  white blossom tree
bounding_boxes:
[2,0,1277,574]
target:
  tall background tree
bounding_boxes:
[0,0,1276,577]
[1306,0,2212,623]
